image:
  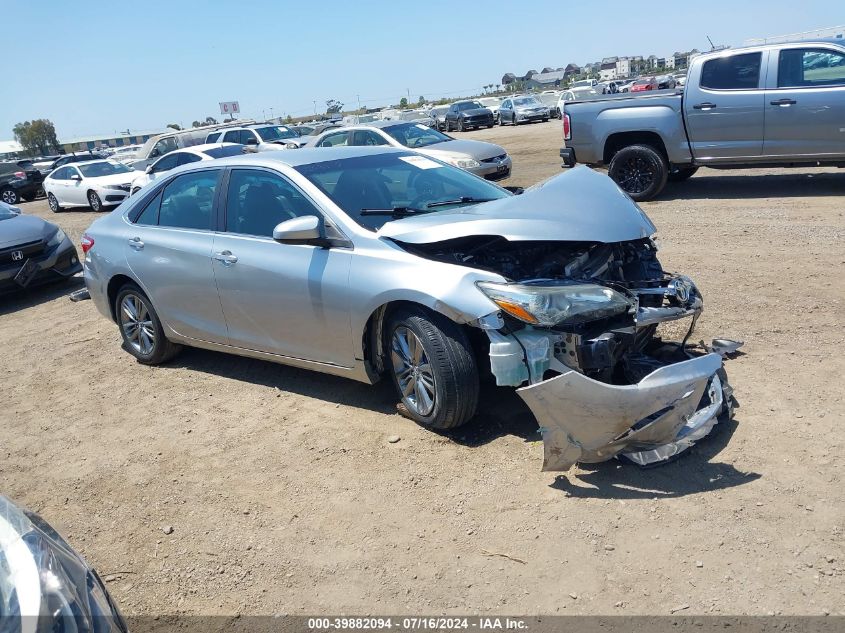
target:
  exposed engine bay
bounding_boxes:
[400,235,741,471]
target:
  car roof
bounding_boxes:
[173,142,241,154]
[181,146,410,171]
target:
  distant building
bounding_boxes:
[58,130,163,154]
[599,62,617,80]
[526,70,567,89]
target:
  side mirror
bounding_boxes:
[70,174,81,181]
[145,165,154,174]
[150,149,160,158]
[245,137,259,145]
[272,215,325,245]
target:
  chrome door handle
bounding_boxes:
[213,250,238,265]
[128,237,144,250]
[770,98,797,106]
[693,102,717,110]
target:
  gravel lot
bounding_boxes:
[1,120,843,616]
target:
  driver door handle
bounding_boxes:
[128,237,144,250]
[693,102,717,110]
[213,250,238,265]
[770,98,797,106]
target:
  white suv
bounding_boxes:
[207,125,308,150]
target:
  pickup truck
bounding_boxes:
[560,40,845,200]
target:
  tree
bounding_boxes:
[204,116,218,126]
[12,119,60,155]
[285,115,293,124]
[399,97,409,109]
[166,123,182,130]
[417,95,425,106]
[326,99,344,115]
[192,120,203,128]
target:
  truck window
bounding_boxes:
[778,48,845,88]
[700,52,762,90]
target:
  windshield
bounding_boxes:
[255,126,298,141]
[454,102,482,111]
[78,161,131,177]
[398,110,429,121]
[295,153,510,231]
[571,80,593,88]
[513,97,539,106]
[537,93,558,105]
[383,123,450,148]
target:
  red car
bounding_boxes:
[630,77,658,92]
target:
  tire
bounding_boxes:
[542,117,549,123]
[385,306,479,430]
[668,166,699,182]
[608,144,669,202]
[47,192,62,212]
[499,115,505,126]
[445,119,452,132]
[457,118,465,132]
[1,188,19,205]
[115,283,181,365]
[88,190,103,211]
[512,114,518,125]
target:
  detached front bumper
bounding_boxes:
[0,238,82,294]
[519,353,731,471]
[559,147,576,167]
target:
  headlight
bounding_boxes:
[285,142,299,149]
[477,281,632,326]
[0,496,126,631]
[103,184,125,190]
[47,228,66,248]
[447,157,480,169]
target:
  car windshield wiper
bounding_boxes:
[425,196,499,208]
[359,206,434,217]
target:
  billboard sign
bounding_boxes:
[219,101,240,115]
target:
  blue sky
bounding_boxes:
[3,0,842,139]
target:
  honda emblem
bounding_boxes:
[11,250,23,261]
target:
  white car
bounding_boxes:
[109,144,144,165]
[44,160,138,212]
[129,143,245,195]
[477,97,502,122]
[207,124,309,150]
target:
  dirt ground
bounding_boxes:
[1,121,843,617]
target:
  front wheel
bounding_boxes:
[608,144,669,202]
[668,166,699,182]
[457,118,465,132]
[88,190,103,211]
[115,283,181,365]
[1,188,19,205]
[386,307,478,430]
[47,192,62,212]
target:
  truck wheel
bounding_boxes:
[608,144,668,202]
[668,166,699,182]
[385,306,479,431]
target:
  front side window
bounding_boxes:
[778,48,845,88]
[318,131,350,147]
[157,170,219,230]
[225,169,322,237]
[152,137,178,157]
[151,153,180,173]
[353,130,390,147]
[223,130,240,143]
[383,123,449,149]
[700,52,762,90]
[51,167,69,180]
[178,153,202,166]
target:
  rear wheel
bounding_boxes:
[386,307,478,430]
[88,190,103,211]
[668,166,699,182]
[1,188,19,205]
[47,193,62,212]
[115,283,181,365]
[608,144,668,202]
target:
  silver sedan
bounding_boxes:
[82,148,737,471]
[308,121,511,181]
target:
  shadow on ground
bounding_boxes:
[0,277,83,316]
[658,171,844,201]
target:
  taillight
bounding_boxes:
[81,234,94,254]
[563,113,571,141]
[13,171,25,180]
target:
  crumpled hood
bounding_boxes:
[0,214,52,248]
[379,166,656,244]
[421,139,506,161]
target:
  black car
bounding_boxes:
[0,202,82,293]
[49,151,107,171]
[444,100,495,132]
[0,161,42,204]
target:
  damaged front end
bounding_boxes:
[405,235,740,471]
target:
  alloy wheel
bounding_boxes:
[120,294,156,356]
[391,326,436,417]
[1,189,18,204]
[48,194,58,211]
[89,192,101,211]
[616,155,656,194]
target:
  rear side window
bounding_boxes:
[135,191,162,225]
[700,52,762,90]
[778,48,845,88]
[318,131,350,147]
[157,170,219,230]
[50,167,68,180]
[178,153,202,166]
[222,130,240,143]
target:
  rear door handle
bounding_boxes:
[213,250,238,265]
[770,98,797,106]
[128,237,144,250]
[693,102,717,110]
